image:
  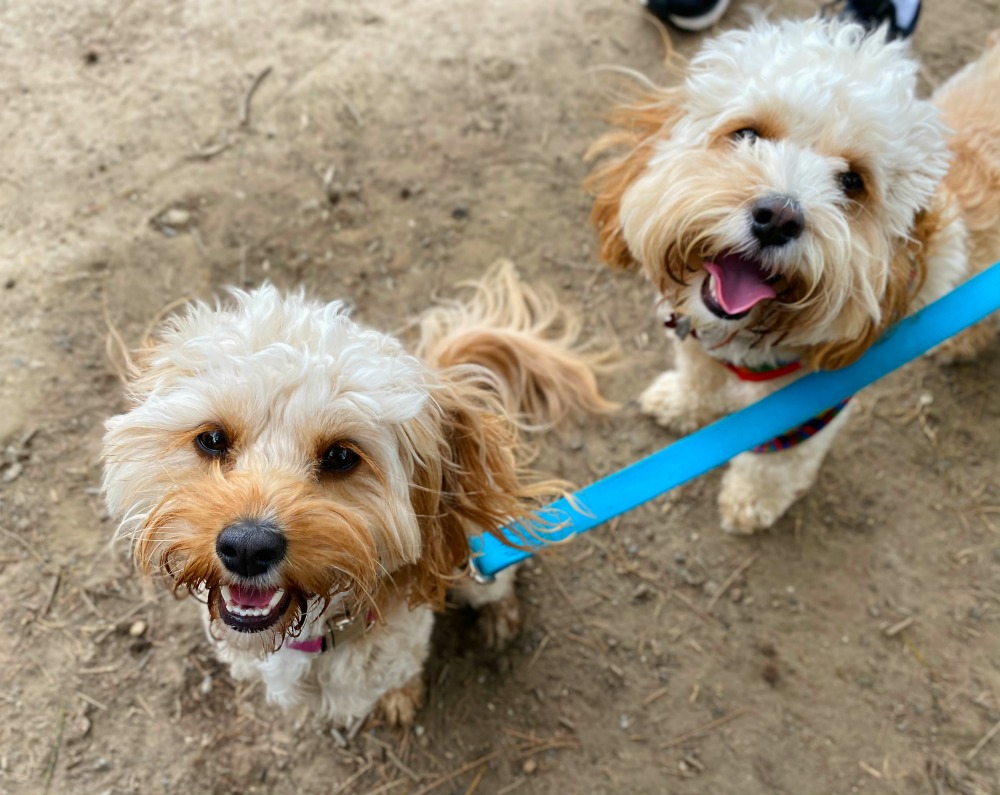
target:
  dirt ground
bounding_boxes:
[2,0,999,793]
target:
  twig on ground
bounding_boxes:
[527,634,551,670]
[240,66,273,127]
[706,552,759,613]
[0,527,50,570]
[186,140,231,161]
[358,780,407,795]
[134,694,155,719]
[94,598,159,643]
[463,764,488,795]
[859,761,883,779]
[38,567,62,619]
[537,557,608,653]
[883,616,916,637]
[336,92,364,126]
[330,761,374,795]
[670,590,722,627]
[43,703,66,792]
[966,717,1000,761]
[497,777,527,795]
[76,692,109,712]
[366,734,422,783]
[659,708,750,750]
[409,750,503,795]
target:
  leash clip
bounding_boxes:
[467,558,495,585]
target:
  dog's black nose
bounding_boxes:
[750,195,805,248]
[216,521,287,578]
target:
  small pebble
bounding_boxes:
[159,208,191,228]
[631,584,653,603]
[128,620,147,638]
[522,758,538,775]
[2,463,23,483]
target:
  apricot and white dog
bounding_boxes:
[588,18,1000,533]
[102,262,613,726]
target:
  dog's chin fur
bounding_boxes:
[588,18,999,532]
[102,261,615,725]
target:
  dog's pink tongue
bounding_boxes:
[229,585,277,608]
[704,254,776,314]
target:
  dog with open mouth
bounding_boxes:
[102,262,614,726]
[587,18,1000,533]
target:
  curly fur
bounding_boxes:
[587,18,999,532]
[103,261,613,724]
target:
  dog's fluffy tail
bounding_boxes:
[416,260,618,427]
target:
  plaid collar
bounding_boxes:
[717,357,851,452]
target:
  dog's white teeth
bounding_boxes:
[220,587,284,619]
[708,274,720,302]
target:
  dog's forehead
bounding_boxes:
[685,20,922,139]
[149,286,432,424]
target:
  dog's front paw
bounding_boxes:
[639,372,715,434]
[718,466,795,534]
[719,493,782,534]
[376,675,425,728]
[478,590,521,650]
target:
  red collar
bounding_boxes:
[720,359,801,382]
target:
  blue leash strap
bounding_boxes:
[469,261,1000,578]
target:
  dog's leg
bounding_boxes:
[451,566,522,649]
[640,337,736,433]
[932,317,999,364]
[718,403,854,534]
[377,674,425,728]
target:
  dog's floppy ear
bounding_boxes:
[402,372,561,609]
[809,203,946,370]
[585,87,686,270]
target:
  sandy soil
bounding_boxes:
[1,1,999,793]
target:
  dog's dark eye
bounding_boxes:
[731,127,761,143]
[839,171,865,194]
[195,428,229,457]
[321,444,360,473]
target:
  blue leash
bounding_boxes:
[470,261,1000,578]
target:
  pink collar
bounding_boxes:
[287,609,377,654]
[286,635,327,653]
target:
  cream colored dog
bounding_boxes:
[102,263,613,726]
[587,18,1000,533]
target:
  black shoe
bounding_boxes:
[825,0,922,39]
[641,0,731,32]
